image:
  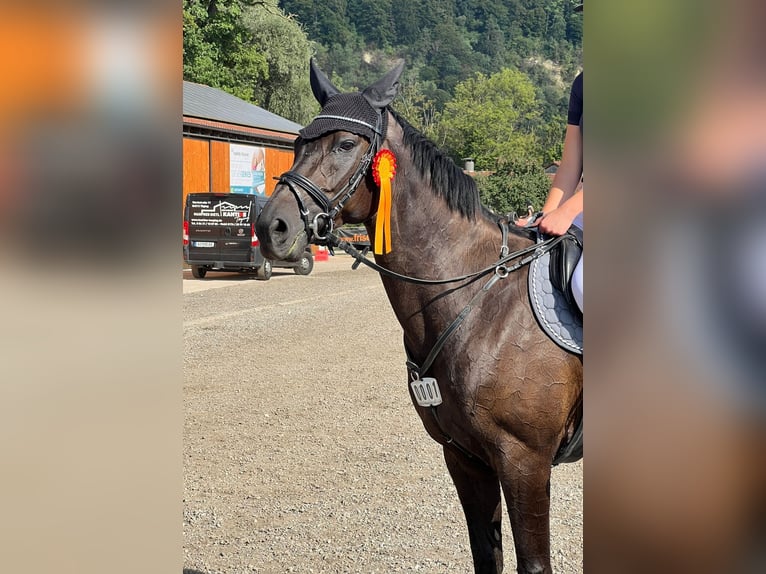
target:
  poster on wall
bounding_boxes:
[230,144,266,195]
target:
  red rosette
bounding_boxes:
[372,149,397,186]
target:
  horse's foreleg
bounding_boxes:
[443,447,504,574]
[499,450,553,574]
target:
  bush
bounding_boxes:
[476,159,550,217]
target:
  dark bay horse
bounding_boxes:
[255,60,583,574]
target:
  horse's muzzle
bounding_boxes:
[255,190,309,262]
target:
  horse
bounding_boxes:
[255,60,583,574]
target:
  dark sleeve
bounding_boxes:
[567,72,583,127]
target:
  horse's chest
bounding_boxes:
[413,369,499,429]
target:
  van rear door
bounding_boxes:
[185,193,255,264]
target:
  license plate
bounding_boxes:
[193,241,215,248]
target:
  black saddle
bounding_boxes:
[548,226,583,312]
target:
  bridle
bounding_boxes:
[276,112,383,246]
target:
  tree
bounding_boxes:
[279,0,357,47]
[475,16,507,69]
[437,67,543,170]
[242,3,318,124]
[183,0,269,101]
[183,1,319,123]
[475,158,550,217]
[394,74,442,141]
[390,0,421,47]
[420,18,479,97]
[347,0,395,48]
[276,0,582,124]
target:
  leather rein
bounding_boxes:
[330,228,564,374]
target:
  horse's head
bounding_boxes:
[256,59,404,261]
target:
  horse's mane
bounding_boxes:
[389,108,497,222]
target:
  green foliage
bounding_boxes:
[390,0,421,46]
[475,159,551,217]
[347,0,396,48]
[278,0,581,167]
[437,68,543,170]
[242,4,319,124]
[395,73,443,142]
[183,0,269,101]
[279,0,357,46]
[277,0,583,90]
[183,0,319,125]
[538,115,567,166]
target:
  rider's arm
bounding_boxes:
[537,124,583,235]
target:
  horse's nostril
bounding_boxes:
[270,217,288,239]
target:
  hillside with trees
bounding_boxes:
[183,0,582,214]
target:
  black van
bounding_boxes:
[183,192,313,280]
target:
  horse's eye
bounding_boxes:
[336,139,356,152]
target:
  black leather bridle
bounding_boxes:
[277,112,383,246]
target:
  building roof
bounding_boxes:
[183,81,303,135]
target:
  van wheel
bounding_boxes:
[293,252,314,275]
[191,265,207,279]
[256,260,272,280]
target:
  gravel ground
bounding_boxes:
[183,255,583,574]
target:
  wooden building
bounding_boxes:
[182,81,302,208]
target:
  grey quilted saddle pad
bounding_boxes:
[528,249,583,355]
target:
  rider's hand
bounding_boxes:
[537,208,574,236]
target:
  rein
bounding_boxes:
[330,229,564,286]
[329,228,565,376]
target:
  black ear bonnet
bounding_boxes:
[300,59,404,142]
[299,93,387,142]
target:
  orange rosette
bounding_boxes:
[372,149,397,254]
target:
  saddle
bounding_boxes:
[548,226,583,311]
[525,224,583,462]
[527,225,583,355]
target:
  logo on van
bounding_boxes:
[193,201,252,225]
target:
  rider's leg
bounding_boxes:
[572,253,583,313]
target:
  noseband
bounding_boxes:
[277,113,383,245]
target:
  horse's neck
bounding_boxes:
[366,176,529,344]
[376,195,487,269]
[370,176,524,276]
[370,115,525,276]
[364,115,534,345]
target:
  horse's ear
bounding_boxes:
[309,59,339,106]
[362,60,405,109]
